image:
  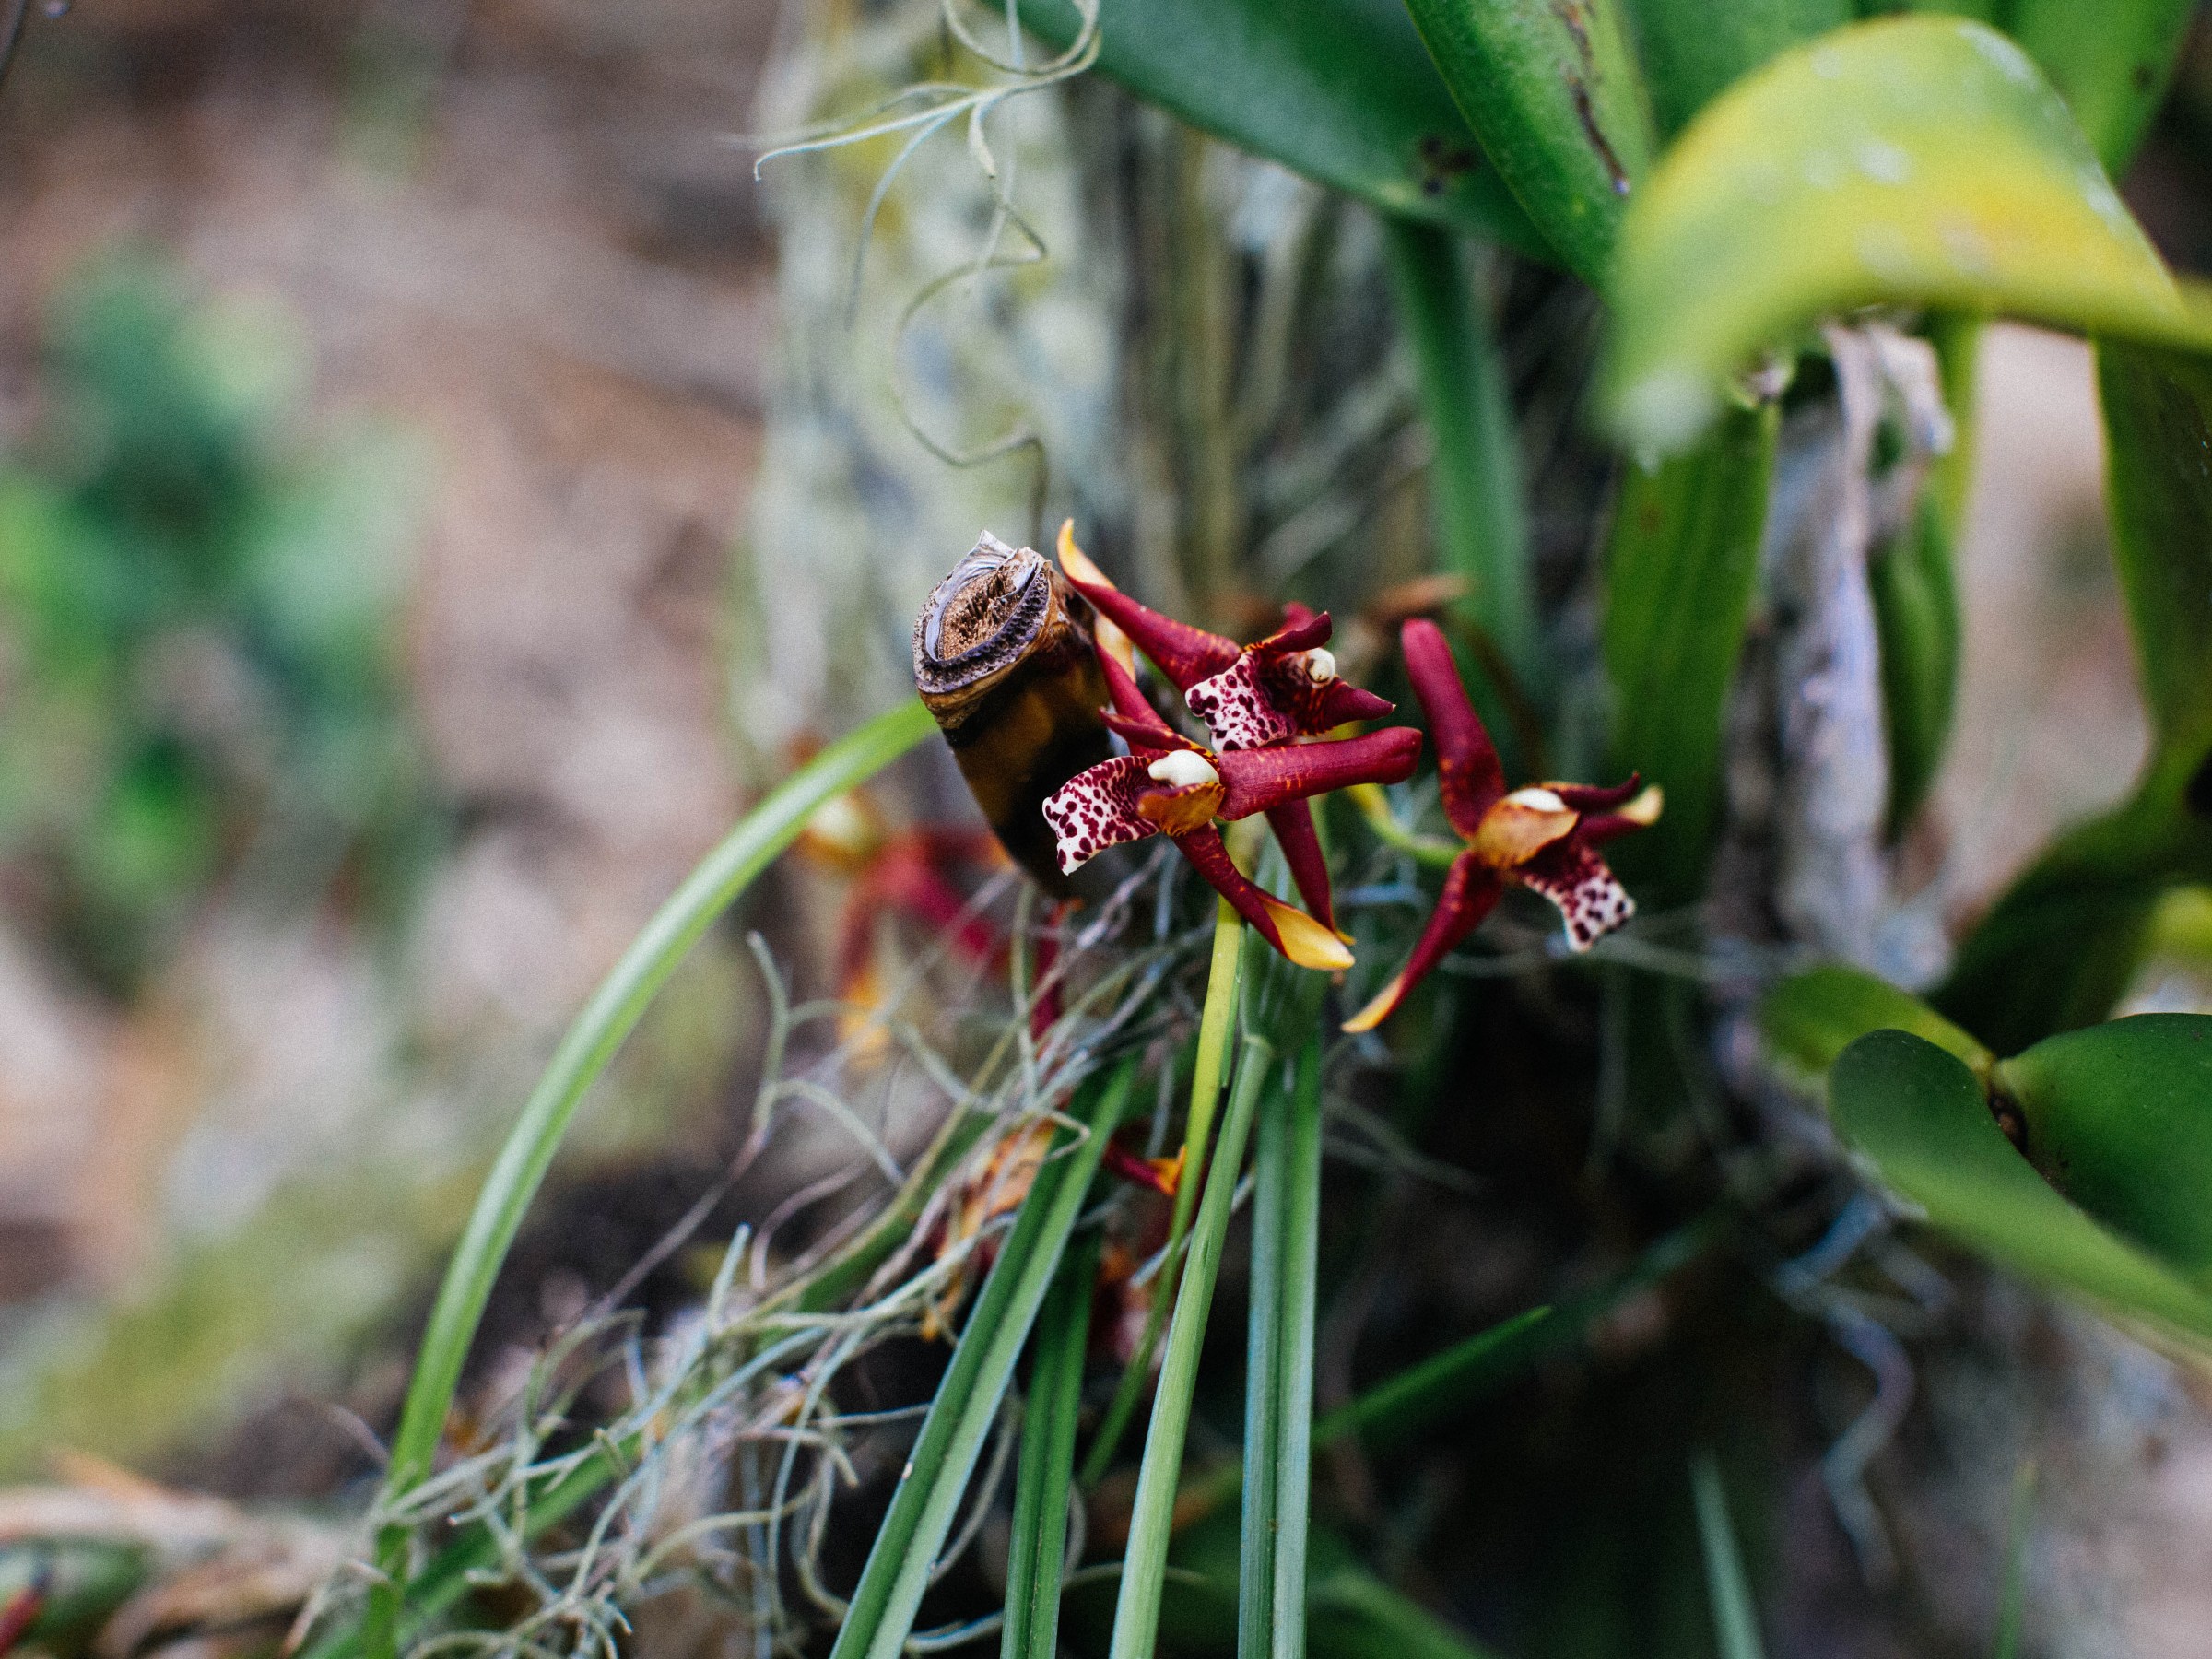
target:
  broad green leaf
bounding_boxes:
[2007,0,2200,173]
[1602,400,1777,903]
[1624,0,1852,137]
[1871,313,1976,838]
[1830,1029,2212,1343]
[1383,219,1540,688]
[1759,963,1991,1093]
[1600,16,2212,454]
[1018,0,1547,257]
[1937,343,2212,1050]
[1401,0,1658,283]
[831,1067,1132,1659]
[1994,1015,2212,1281]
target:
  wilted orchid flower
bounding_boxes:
[1344,619,1661,1033]
[1041,642,1419,970]
[1054,522,1392,929]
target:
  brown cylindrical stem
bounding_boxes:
[914,533,1112,891]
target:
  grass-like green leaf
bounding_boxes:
[1001,1230,1100,1659]
[831,1064,1135,1659]
[1601,400,1776,904]
[1993,1458,2035,1659]
[1994,1015,2212,1281]
[1382,219,1540,694]
[1601,16,2212,453]
[1017,0,1547,257]
[1829,1029,2212,1343]
[1110,1024,1278,1659]
[1239,1038,1323,1659]
[360,697,938,1659]
[1690,1450,1767,1659]
[1402,0,1656,282]
[1083,900,1244,1489]
[1938,343,2212,1050]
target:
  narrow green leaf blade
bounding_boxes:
[1018,0,1547,255]
[1602,400,1777,903]
[1690,1451,1768,1659]
[1994,1015,2212,1281]
[1602,16,2212,453]
[1401,0,1658,282]
[1002,1231,1100,1659]
[1830,1029,2212,1343]
[1240,1040,1322,1659]
[1384,219,1540,688]
[833,1067,1134,1659]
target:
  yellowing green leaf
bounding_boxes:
[1601,15,2212,453]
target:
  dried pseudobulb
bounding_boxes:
[914,533,1113,891]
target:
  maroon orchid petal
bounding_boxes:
[1186,651,1304,749]
[1547,775,1643,813]
[1265,799,1335,930]
[1215,725,1422,820]
[1174,825,1351,970]
[1401,618,1504,837]
[1096,641,1186,747]
[1304,677,1396,730]
[1343,852,1502,1031]
[1054,538,1238,689]
[1042,755,1171,872]
[1102,710,1196,753]
[1515,835,1635,951]
[1251,608,1334,655]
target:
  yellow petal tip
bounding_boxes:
[1342,975,1404,1033]
[1266,896,1355,971]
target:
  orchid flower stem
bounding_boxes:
[1079,898,1243,1489]
[1348,783,1461,869]
[359,697,938,1659]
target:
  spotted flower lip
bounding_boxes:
[1343,618,1662,1033]
[1055,521,1393,928]
[1041,643,1420,971]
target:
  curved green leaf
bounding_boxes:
[1938,343,2212,1050]
[1401,0,1657,283]
[1601,16,2212,453]
[1624,0,1850,137]
[1994,1015,2212,1281]
[1830,1029,2212,1344]
[1018,0,1548,257]
[1602,399,1777,903]
[1760,963,1991,1093]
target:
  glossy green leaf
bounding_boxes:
[1602,400,1777,903]
[2007,0,2199,172]
[1018,0,1547,257]
[1760,963,1991,1093]
[1384,218,1540,688]
[1601,16,2212,454]
[1625,0,1851,137]
[1830,1029,2212,1343]
[831,1067,1133,1659]
[1871,313,1976,838]
[1938,343,2212,1050]
[1994,1015,2212,1282]
[1401,0,1658,283]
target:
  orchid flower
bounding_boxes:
[1054,522,1392,929]
[1344,619,1662,1033]
[1041,641,1419,970]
